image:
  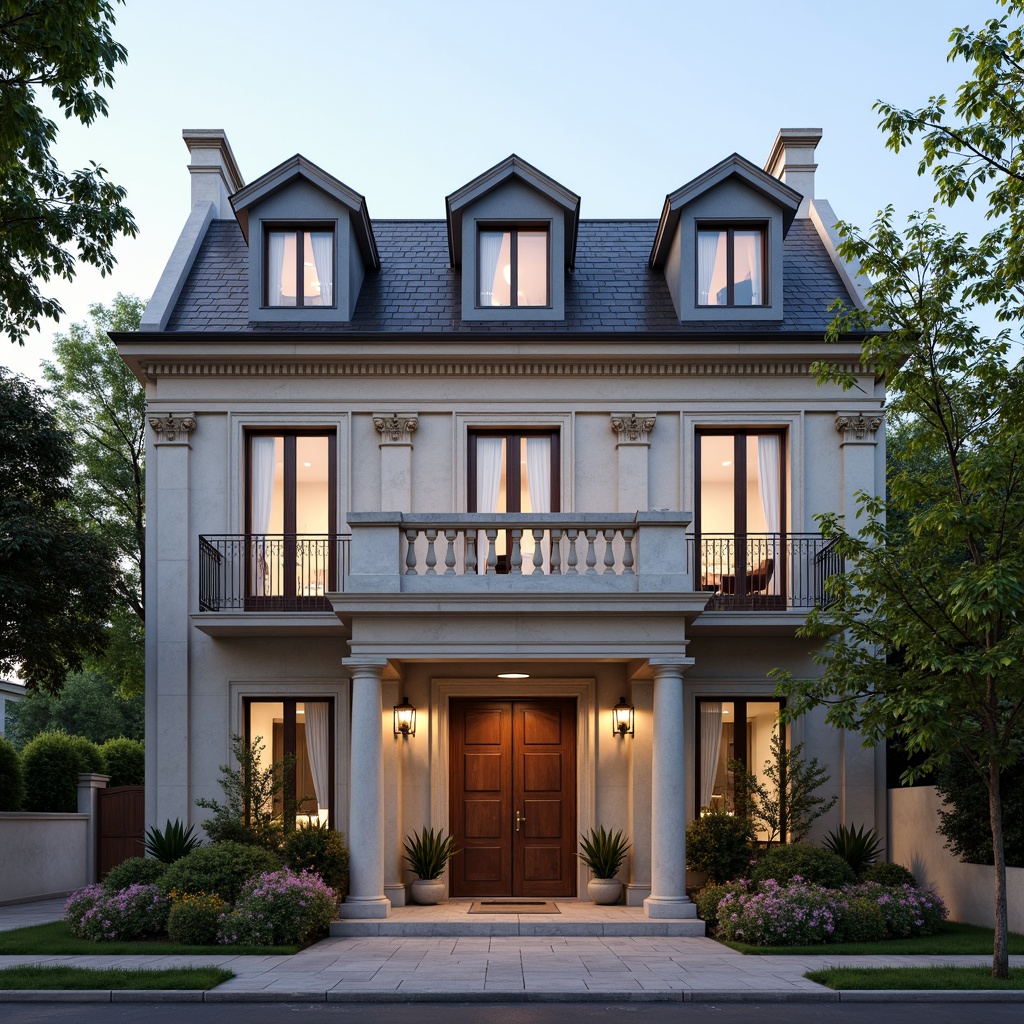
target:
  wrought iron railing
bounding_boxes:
[198,535,350,611]
[686,533,841,610]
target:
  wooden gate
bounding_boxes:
[97,786,145,878]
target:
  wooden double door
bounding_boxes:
[449,698,577,898]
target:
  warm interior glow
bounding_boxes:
[498,672,530,679]
[480,229,548,307]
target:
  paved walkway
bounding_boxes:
[1,898,1022,1003]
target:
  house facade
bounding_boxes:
[116,127,885,921]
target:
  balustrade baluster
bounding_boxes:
[550,529,563,575]
[424,529,438,575]
[585,529,598,574]
[404,529,419,575]
[466,530,478,574]
[566,529,579,574]
[444,529,457,575]
[622,528,635,575]
[532,529,545,574]
[603,528,617,574]
[509,529,522,574]
[486,529,498,575]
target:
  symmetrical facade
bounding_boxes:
[116,127,886,921]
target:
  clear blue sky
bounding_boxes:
[2,0,1010,379]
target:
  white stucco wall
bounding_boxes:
[0,814,89,903]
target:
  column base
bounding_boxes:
[337,897,392,920]
[643,896,697,920]
[625,883,651,907]
[384,884,407,907]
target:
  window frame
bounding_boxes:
[263,224,336,309]
[695,222,768,308]
[475,223,552,310]
[466,429,561,514]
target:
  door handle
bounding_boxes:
[515,809,526,832]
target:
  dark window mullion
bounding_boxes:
[510,231,519,308]
[294,230,305,308]
[726,229,735,306]
[284,436,297,599]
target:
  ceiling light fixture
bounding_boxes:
[498,672,530,679]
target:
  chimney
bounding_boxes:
[182,129,244,217]
[764,128,821,218]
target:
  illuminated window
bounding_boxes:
[478,227,549,307]
[697,226,765,306]
[266,228,334,307]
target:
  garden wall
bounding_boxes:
[889,785,1024,932]
[0,812,89,903]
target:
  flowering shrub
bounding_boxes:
[218,868,335,945]
[65,883,169,942]
[717,877,844,945]
[167,890,226,945]
[694,880,750,929]
[851,882,947,938]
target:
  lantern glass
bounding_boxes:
[394,698,416,737]
[612,697,634,737]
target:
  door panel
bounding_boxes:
[449,698,575,898]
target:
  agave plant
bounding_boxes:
[577,826,631,879]
[144,818,203,864]
[822,822,883,877]
[403,826,459,880]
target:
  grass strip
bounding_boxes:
[0,921,301,956]
[0,966,234,991]
[807,966,1024,990]
[721,921,1024,956]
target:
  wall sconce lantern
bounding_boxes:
[612,696,634,738]
[394,697,417,737]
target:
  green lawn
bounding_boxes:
[0,921,302,956]
[0,966,234,991]
[720,921,1024,956]
[807,966,1024,990]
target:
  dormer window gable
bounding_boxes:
[649,153,800,324]
[231,155,379,324]
[446,155,580,322]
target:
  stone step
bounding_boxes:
[330,918,706,937]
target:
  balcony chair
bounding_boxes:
[717,557,774,596]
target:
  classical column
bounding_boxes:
[381,678,406,907]
[374,413,418,512]
[626,680,653,906]
[339,658,391,919]
[610,412,656,513]
[644,659,697,919]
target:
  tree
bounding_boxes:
[0,369,118,694]
[0,0,137,346]
[43,294,145,694]
[773,209,1024,978]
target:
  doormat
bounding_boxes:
[468,900,560,915]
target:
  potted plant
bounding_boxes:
[403,826,459,904]
[578,826,631,904]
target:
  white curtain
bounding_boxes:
[700,702,723,807]
[478,232,504,305]
[267,233,287,306]
[250,437,276,595]
[310,232,333,307]
[525,436,551,573]
[697,231,721,305]
[757,435,780,534]
[303,702,330,823]
[476,437,504,573]
[739,232,763,304]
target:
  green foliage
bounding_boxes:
[67,883,168,942]
[166,893,226,946]
[0,373,118,695]
[160,841,282,905]
[729,734,837,844]
[576,826,631,879]
[836,895,887,943]
[0,0,136,346]
[282,821,349,896]
[685,812,755,883]
[20,731,104,811]
[102,857,167,893]
[195,734,295,851]
[403,826,460,880]
[98,737,143,787]
[144,820,202,864]
[694,880,748,929]
[5,671,143,747]
[218,869,335,946]
[823,823,884,877]
[43,295,146,696]
[750,843,855,889]
[861,862,919,888]
[0,734,23,810]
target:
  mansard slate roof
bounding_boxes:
[165,217,854,335]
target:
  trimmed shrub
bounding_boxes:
[0,734,24,810]
[750,843,855,889]
[694,880,749,930]
[66,883,169,942]
[68,735,107,775]
[283,822,349,897]
[717,878,844,945]
[64,884,105,938]
[103,856,168,893]
[852,882,947,938]
[161,841,282,904]
[167,892,226,945]
[20,732,86,812]
[836,895,886,943]
[686,812,756,884]
[860,861,918,888]
[218,868,336,945]
[99,737,144,787]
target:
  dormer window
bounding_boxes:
[697,225,765,307]
[478,227,549,308]
[266,227,334,308]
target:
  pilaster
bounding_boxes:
[835,411,884,527]
[610,412,656,513]
[374,412,418,511]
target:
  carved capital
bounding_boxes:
[373,412,419,445]
[149,412,197,443]
[835,412,883,443]
[610,412,657,445]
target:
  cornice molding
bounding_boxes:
[148,412,197,443]
[610,412,656,445]
[373,412,419,445]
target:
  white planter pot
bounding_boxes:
[411,878,446,905]
[587,878,623,905]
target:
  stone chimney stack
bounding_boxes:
[764,128,822,218]
[182,129,244,218]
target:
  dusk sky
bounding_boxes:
[3,0,1010,379]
